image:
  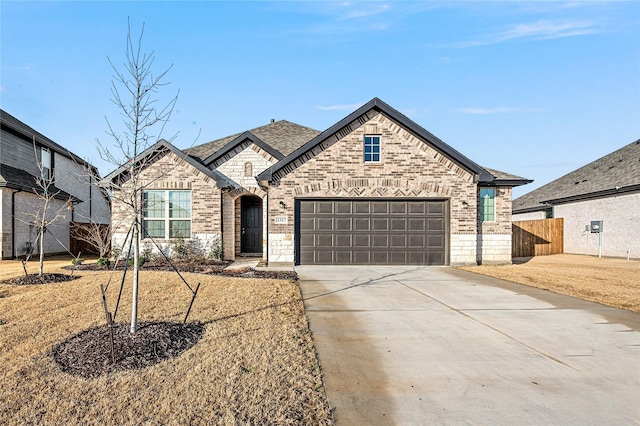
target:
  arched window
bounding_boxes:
[244,162,253,177]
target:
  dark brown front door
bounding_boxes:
[296,199,448,265]
[241,196,263,254]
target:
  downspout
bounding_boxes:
[89,173,93,219]
[220,188,224,258]
[11,189,23,259]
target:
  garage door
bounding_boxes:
[297,199,448,265]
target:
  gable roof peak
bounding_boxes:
[258,97,514,185]
[102,139,234,189]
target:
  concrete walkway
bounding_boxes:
[297,266,640,425]
[223,257,260,272]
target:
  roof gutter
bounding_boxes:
[540,184,640,205]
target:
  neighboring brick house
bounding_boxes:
[0,110,111,259]
[106,98,531,266]
[513,140,640,259]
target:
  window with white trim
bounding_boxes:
[479,188,495,222]
[41,147,52,181]
[364,135,381,162]
[142,190,192,239]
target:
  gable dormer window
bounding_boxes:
[364,135,380,162]
[41,147,52,181]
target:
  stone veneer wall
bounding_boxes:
[111,151,222,255]
[265,112,488,265]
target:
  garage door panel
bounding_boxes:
[427,202,445,215]
[336,202,352,214]
[334,251,352,264]
[317,251,333,263]
[336,218,352,231]
[354,218,370,231]
[317,202,334,214]
[354,251,371,263]
[317,235,333,247]
[427,218,444,232]
[297,199,447,265]
[354,202,370,214]
[300,202,315,214]
[409,203,425,215]
[354,235,370,247]
[427,251,444,264]
[372,218,388,231]
[408,234,425,248]
[390,251,407,264]
[372,202,389,214]
[372,235,388,247]
[390,218,407,231]
[317,218,333,230]
[300,234,315,247]
[427,235,445,249]
[390,235,407,247]
[335,234,352,247]
[372,251,389,263]
[390,201,407,214]
[300,218,315,231]
[300,251,316,264]
[409,218,425,231]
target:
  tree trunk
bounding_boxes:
[39,226,45,276]
[130,223,140,334]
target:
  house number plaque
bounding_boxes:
[274,216,288,224]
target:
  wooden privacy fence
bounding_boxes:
[512,218,564,257]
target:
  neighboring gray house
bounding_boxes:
[106,98,531,266]
[513,140,640,259]
[0,110,111,259]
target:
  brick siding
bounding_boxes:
[264,112,514,265]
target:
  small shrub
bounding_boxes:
[71,258,84,266]
[141,242,154,263]
[170,237,188,260]
[209,238,225,261]
[97,257,111,267]
[128,257,146,268]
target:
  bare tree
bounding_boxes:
[69,221,112,259]
[22,138,74,276]
[98,21,178,334]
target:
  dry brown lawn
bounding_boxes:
[0,258,333,424]
[458,254,640,313]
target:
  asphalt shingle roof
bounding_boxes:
[0,163,79,202]
[513,139,640,213]
[185,120,321,162]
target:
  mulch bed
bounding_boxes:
[52,321,205,379]
[1,273,80,286]
[66,260,298,280]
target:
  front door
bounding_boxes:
[241,196,263,254]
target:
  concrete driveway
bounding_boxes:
[297,266,640,425]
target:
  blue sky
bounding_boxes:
[1,1,639,198]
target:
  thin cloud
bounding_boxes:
[455,19,598,47]
[317,103,364,111]
[337,3,391,21]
